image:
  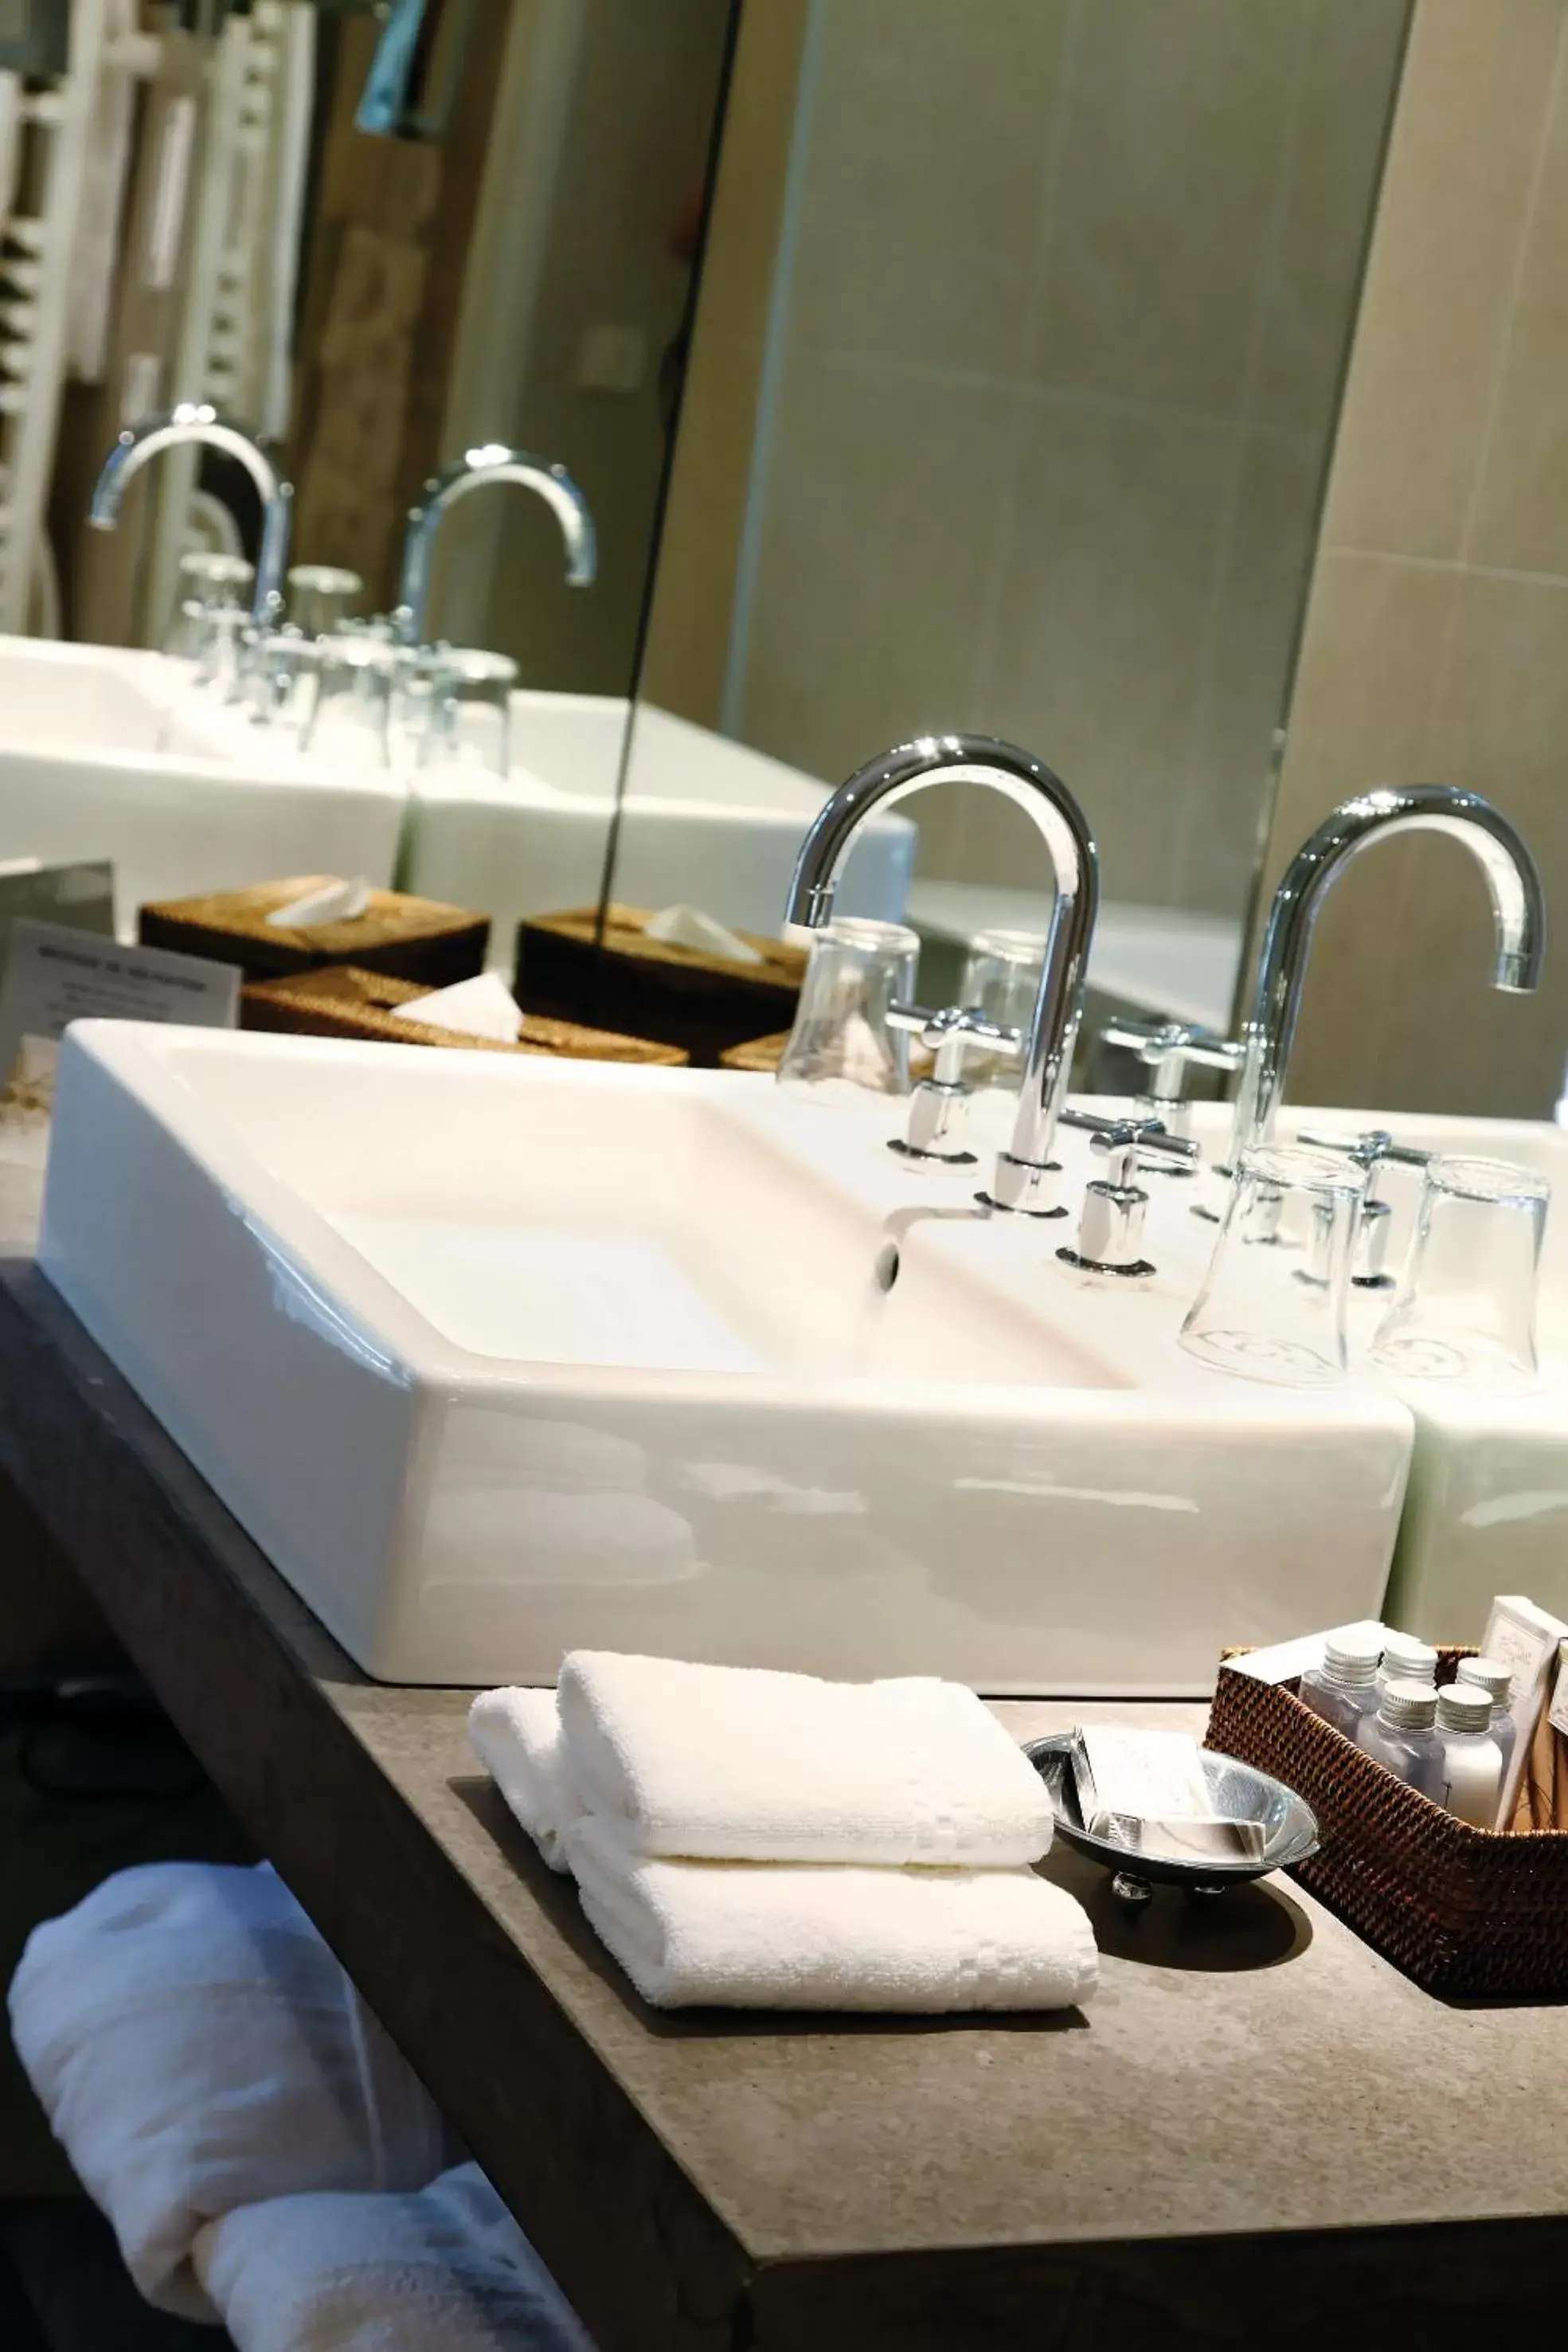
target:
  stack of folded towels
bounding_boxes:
[468,1651,1097,2013]
[8,1861,590,2350]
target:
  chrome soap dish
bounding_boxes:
[1026,1730,1318,1905]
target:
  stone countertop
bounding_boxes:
[0,1160,1564,2349]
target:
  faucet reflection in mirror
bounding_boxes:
[786,733,1097,1218]
[392,444,597,648]
[90,405,294,630]
[1228,785,1546,1174]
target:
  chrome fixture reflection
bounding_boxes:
[883,999,1024,1164]
[1296,1127,1433,1289]
[90,405,294,628]
[785,734,1098,1215]
[1228,785,1546,1171]
[1101,1015,1245,1149]
[393,444,596,646]
[1055,1107,1198,1275]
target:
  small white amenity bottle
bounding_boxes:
[1357,1679,1445,1798]
[1298,1630,1382,1739]
[1435,1680,1503,1826]
[1453,1654,1517,1790]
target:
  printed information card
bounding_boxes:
[0,919,240,1164]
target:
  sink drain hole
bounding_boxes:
[873,1241,901,1293]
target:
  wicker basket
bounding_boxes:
[1207,1652,1568,1998]
[241,965,688,1066]
[514,904,804,1066]
[718,1031,790,1074]
[141,878,489,987]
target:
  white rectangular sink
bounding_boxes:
[39,1025,1410,1693]
[401,697,915,954]
[0,636,405,920]
[1120,1102,1567,1651]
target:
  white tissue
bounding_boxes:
[266,877,374,929]
[399,971,521,1043]
[643,902,762,965]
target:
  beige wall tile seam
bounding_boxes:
[1171,2,1316,909]
[1019,0,1089,385]
[973,0,1089,723]
[1456,7,1568,570]
[1317,545,1568,591]
[797,346,1315,448]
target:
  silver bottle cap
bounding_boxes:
[1381,1633,1439,1682]
[1456,1653,1513,1705]
[1436,1681,1493,1733]
[1378,1678,1438,1730]
[1321,1639,1378,1689]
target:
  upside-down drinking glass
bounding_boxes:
[1371,1154,1549,1391]
[1179,1141,1366,1386]
[777,918,921,1100]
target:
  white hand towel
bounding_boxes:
[468,1687,581,1871]
[194,2162,592,2352]
[7,1862,451,2320]
[563,1816,1097,2013]
[556,1651,1053,1866]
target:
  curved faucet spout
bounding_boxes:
[786,733,1099,1208]
[89,404,293,627]
[1230,783,1546,1164]
[393,445,596,645]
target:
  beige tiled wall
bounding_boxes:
[1265,0,1568,1118]
[648,0,1406,928]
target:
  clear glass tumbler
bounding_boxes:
[300,632,401,769]
[777,918,921,1101]
[164,552,253,644]
[417,648,518,781]
[958,928,1046,1090]
[1371,1154,1549,1389]
[163,553,255,689]
[1179,1141,1366,1385]
[286,563,364,638]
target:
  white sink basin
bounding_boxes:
[39,1025,1410,1693]
[401,697,915,954]
[1097,1101,1567,1650]
[1243,1106,1568,1649]
[0,636,405,921]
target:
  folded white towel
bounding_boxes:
[555,1651,1053,1866]
[7,1863,451,2320]
[194,2162,592,2352]
[468,1688,581,1871]
[563,1815,1097,2012]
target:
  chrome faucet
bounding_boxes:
[1228,784,1546,1168]
[90,404,293,628]
[785,734,1099,1215]
[393,444,596,646]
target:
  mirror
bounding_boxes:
[619,0,1414,1076]
[0,0,736,1016]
